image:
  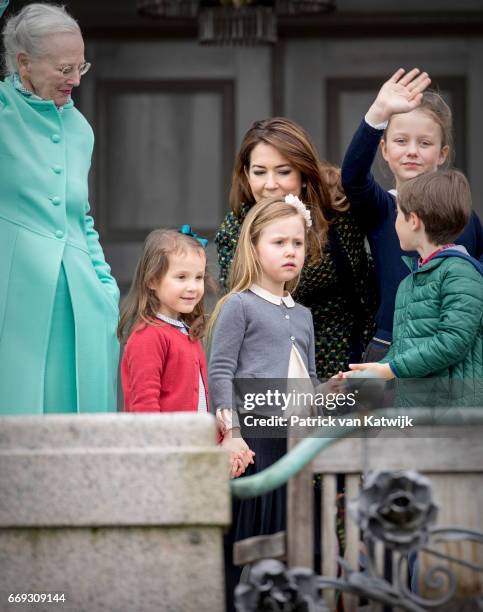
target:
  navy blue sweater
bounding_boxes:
[341,119,483,341]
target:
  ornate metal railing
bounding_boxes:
[230,408,483,611]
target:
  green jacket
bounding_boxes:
[385,250,483,406]
[0,71,119,414]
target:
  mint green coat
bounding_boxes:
[0,74,119,414]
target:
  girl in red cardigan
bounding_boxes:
[118,228,249,477]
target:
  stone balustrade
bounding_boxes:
[0,413,230,612]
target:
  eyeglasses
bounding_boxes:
[58,62,91,77]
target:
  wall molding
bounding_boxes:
[95,78,235,242]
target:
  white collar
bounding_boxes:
[156,312,188,329]
[249,284,295,308]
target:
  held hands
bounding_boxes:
[338,362,395,380]
[317,376,346,395]
[221,428,255,479]
[230,451,255,479]
[366,68,431,125]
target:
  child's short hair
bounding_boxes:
[398,170,471,244]
[384,90,453,165]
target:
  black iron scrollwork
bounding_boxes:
[235,559,330,612]
[348,470,438,554]
[235,471,483,612]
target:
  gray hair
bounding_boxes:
[2,3,80,75]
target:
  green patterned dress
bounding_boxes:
[215,204,377,379]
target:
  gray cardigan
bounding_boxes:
[208,290,316,411]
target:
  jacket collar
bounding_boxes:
[402,246,482,276]
[403,255,447,274]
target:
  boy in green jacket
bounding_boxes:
[345,170,482,405]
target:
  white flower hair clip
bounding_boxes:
[284,194,312,228]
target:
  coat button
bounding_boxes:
[55,230,64,239]
[51,133,61,143]
[51,196,61,206]
[52,165,62,174]
[285,314,290,320]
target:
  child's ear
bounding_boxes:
[409,212,422,231]
[380,139,388,162]
[438,145,450,167]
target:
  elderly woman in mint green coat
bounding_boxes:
[0,1,119,414]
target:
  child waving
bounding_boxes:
[341,68,482,362]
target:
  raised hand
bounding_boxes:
[366,68,431,125]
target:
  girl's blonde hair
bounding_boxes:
[118,229,207,343]
[207,196,309,340]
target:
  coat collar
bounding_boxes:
[402,246,482,276]
[5,74,74,111]
[403,255,445,274]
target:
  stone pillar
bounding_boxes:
[0,413,230,612]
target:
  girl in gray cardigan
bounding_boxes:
[208,196,316,603]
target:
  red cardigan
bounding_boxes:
[121,322,209,412]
